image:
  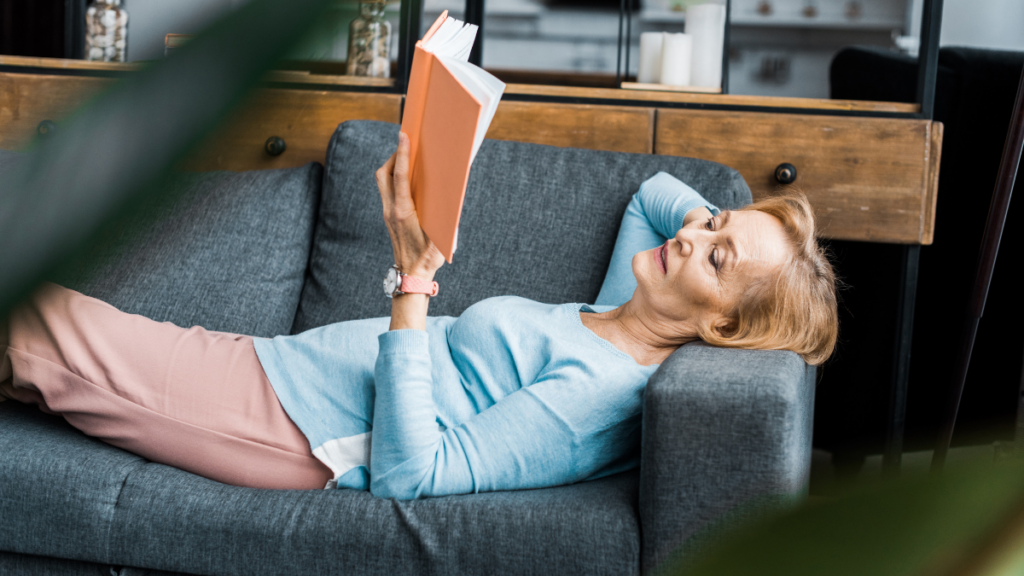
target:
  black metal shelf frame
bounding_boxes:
[883,0,942,477]
[394,0,940,124]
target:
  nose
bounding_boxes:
[673,227,700,257]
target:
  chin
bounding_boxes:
[630,256,657,296]
[630,252,641,278]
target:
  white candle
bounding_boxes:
[686,3,726,89]
[660,33,692,87]
[637,32,665,84]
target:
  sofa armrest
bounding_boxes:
[639,342,815,574]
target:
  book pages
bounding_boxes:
[423,18,478,61]
[436,55,505,160]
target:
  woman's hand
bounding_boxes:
[377,132,444,331]
[376,132,446,281]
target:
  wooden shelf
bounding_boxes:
[262,70,394,88]
[0,55,396,88]
[503,83,920,113]
[0,55,919,113]
[620,82,723,94]
[0,55,142,72]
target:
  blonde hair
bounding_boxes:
[696,193,839,366]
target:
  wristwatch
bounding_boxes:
[383,265,439,298]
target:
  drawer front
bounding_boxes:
[0,72,402,171]
[182,89,401,172]
[655,109,942,245]
[0,72,113,150]
[486,100,655,154]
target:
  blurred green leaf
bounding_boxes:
[0,0,336,317]
[661,459,1024,576]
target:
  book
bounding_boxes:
[400,11,506,262]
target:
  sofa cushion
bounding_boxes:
[291,120,752,332]
[0,404,146,564]
[0,550,189,576]
[57,163,322,338]
[0,402,641,576]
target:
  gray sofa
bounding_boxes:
[0,120,815,576]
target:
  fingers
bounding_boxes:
[392,132,414,211]
[377,133,430,272]
[376,152,397,203]
[394,133,410,187]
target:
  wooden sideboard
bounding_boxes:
[0,56,941,245]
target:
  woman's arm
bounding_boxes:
[594,172,720,307]
[371,336,633,499]
[375,132,446,331]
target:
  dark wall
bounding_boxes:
[0,0,85,59]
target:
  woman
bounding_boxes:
[0,133,838,499]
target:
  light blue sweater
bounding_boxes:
[253,172,719,499]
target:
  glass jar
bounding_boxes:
[346,1,391,78]
[85,0,129,62]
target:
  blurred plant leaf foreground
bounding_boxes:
[0,0,335,318]
[665,459,1024,576]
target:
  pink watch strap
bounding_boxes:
[400,273,439,297]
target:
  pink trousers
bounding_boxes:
[0,283,332,490]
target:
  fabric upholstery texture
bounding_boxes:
[0,404,147,562]
[639,342,815,573]
[0,402,640,576]
[0,551,109,576]
[0,551,185,576]
[291,120,751,332]
[58,163,322,338]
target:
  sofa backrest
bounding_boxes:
[292,120,752,333]
[56,163,323,338]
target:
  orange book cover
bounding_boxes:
[400,11,488,263]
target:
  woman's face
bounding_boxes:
[632,209,792,336]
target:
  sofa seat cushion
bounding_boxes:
[0,403,640,576]
[0,550,189,576]
[57,163,322,338]
[292,120,752,332]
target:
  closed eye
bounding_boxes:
[705,217,721,271]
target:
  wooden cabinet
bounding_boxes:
[655,109,943,245]
[0,60,942,245]
[181,89,401,172]
[0,72,402,172]
[486,101,654,154]
[0,72,112,150]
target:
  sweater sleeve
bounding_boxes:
[371,330,614,500]
[594,172,720,307]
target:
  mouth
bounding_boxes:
[654,241,668,274]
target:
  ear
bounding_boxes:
[711,315,737,338]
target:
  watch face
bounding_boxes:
[383,266,399,297]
